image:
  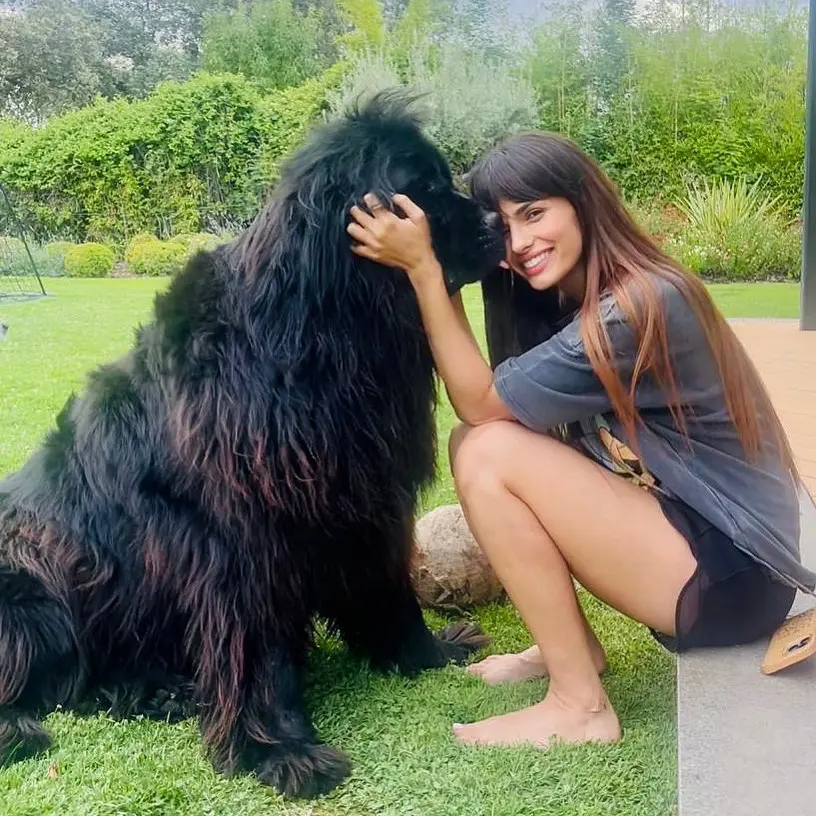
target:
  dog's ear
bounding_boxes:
[481,267,521,368]
[481,268,566,368]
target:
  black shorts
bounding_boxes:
[650,494,797,653]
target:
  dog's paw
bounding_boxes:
[135,681,199,723]
[435,620,491,664]
[77,676,199,723]
[0,714,52,767]
[255,742,351,799]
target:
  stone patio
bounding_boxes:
[677,319,816,816]
[730,319,816,499]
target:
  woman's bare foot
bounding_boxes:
[466,643,606,686]
[452,688,621,749]
[465,645,549,685]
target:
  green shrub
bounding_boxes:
[668,224,801,282]
[173,232,228,255]
[63,243,115,277]
[624,199,687,247]
[0,237,33,275]
[123,232,161,261]
[675,177,787,236]
[666,177,801,281]
[0,67,347,245]
[524,6,807,211]
[201,0,336,92]
[0,236,74,277]
[125,238,187,276]
[126,233,158,248]
[43,241,76,275]
[326,41,538,176]
[257,61,349,185]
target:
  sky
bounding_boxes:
[502,0,808,19]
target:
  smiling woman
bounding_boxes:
[347,129,814,753]
[494,197,585,298]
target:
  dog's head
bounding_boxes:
[240,90,505,296]
[329,91,507,294]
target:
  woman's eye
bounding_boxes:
[526,209,543,221]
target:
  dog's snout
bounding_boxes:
[480,211,507,254]
[482,209,503,234]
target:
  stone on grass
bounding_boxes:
[411,503,505,611]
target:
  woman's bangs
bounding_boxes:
[469,143,565,214]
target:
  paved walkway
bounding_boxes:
[677,319,816,816]
[730,319,816,498]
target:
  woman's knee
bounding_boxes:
[448,420,520,497]
[447,421,473,467]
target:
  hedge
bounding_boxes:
[0,64,348,246]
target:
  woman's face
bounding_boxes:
[497,196,585,299]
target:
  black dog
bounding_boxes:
[0,92,505,799]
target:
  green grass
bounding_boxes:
[0,278,799,815]
[704,282,800,319]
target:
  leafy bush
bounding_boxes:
[43,240,76,275]
[201,0,337,92]
[624,199,685,246]
[173,232,228,254]
[677,177,781,233]
[125,238,187,277]
[327,41,538,176]
[257,61,349,185]
[63,243,115,277]
[0,236,73,276]
[0,67,346,245]
[0,237,32,275]
[336,0,386,51]
[666,178,801,280]
[524,5,808,211]
[125,233,158,248]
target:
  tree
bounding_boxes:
[0,0,107,123]
[525,1,589,137]
[592,0,636,108]
[464,0,517,55]
[336,0,387,49]
[0,0,220,119]
[201,0,336,91]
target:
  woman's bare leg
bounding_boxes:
[449,425,604,687]
[448,421,696,748]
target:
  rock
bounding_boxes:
[411,504,505,611]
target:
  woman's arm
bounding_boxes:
[410,260,514,426]
[348,193,514,426]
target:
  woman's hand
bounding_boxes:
[348,195,513,426]
[347,193,441,285]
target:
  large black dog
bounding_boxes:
[0,93,506,798]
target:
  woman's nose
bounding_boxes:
[509,224,533,256]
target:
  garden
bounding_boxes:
[0,1,810,814]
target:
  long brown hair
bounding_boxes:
[468,131,797,477]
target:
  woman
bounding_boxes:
[346,131,815,750]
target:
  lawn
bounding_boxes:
[0,278,799,816]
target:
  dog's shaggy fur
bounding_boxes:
[0,93,505,799]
